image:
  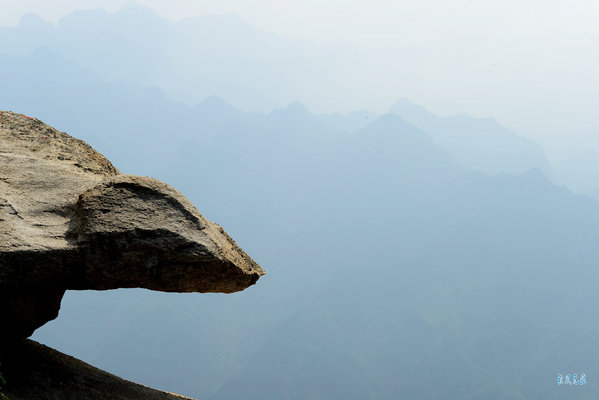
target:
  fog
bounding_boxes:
[1,1,598,399]
[1,0,598,161]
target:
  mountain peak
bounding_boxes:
[388,98,431,116]
[520,167,550,182]
[285,101,310,114]
[200,95,229,107]
[365,113,416,130]
[195,95,240,115]
[270,101,313,119]
[18,13,52,30]
[359,113,435,147]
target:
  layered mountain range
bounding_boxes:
[1,4,598,399]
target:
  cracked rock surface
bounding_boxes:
[0,111,265,341]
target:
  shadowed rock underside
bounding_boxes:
[0,111,265,399]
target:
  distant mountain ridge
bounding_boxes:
[2,13,599,399]
[388,98,554,177]
[0,3,558,180]
[0,47,558,189]
[317,100,553,178]
[0,3,348,111]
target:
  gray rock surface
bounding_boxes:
[1,339,195,400]
[0,110,264,340]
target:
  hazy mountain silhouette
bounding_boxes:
[1,38,598,400]
[313,101,553,180]
[317,109,378,132]
[0,4,559,179]
[389,98,554,177]
[554,151,599,200]
[0,3,391,112]
[0,48,249,176]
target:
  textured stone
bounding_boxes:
[0,111,264,341]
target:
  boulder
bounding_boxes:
[0,110,264,340]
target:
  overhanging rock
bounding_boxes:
[0,111,264,341]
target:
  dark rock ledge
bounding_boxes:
[0,111,265,399]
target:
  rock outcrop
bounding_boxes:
[0,111,265,398]
[1,340,195,400]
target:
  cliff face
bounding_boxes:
[0,111,265,399]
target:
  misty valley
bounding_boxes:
[0,3,598,400]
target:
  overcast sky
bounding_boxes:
[1,0,597,160]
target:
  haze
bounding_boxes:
[1,1,599,399]
[1,0,598,161]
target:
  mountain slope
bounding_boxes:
[35,102,599,399]
[389,98,553,177]
[2,47,597,400]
